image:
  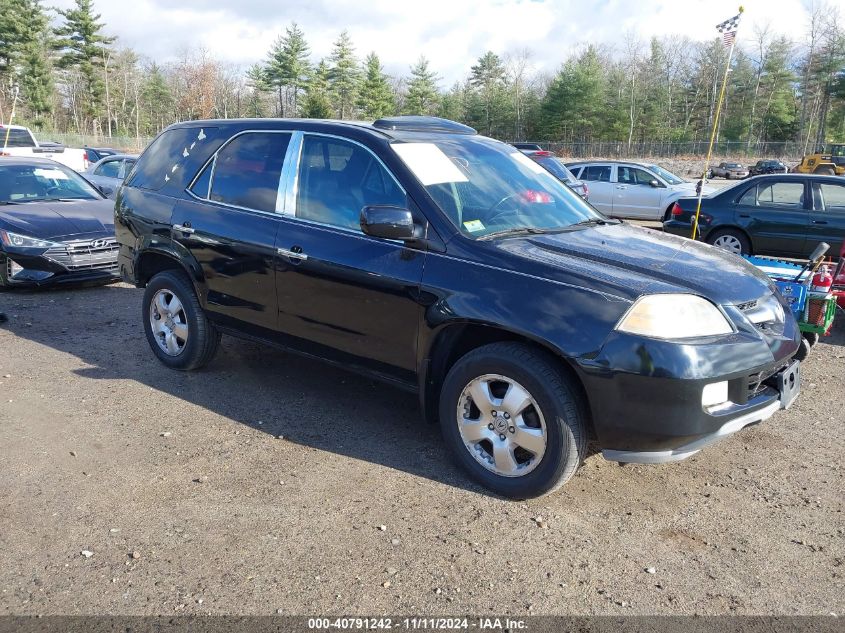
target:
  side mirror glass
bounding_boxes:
[360,205,417,240]
[649,179,660,188]
[98,184,114,197]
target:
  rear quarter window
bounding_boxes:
[126,126,220,192]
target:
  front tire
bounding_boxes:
[794,336,812,362]
[142,270,220,370]
[439,342,587,499]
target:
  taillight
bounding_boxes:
[83,151,89,168]
[521,189,553,203]
[582,183,589,197]
[671,202,683,217]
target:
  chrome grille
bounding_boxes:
[44,238,119,272]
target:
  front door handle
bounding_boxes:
[812,220,828,225]
[173,223,195,234]
[277,246,308,261]
[616,185,627,190]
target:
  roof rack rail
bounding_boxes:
[372,116,477,135]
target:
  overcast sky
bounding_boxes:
[51,0,815,84]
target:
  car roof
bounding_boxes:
[164,116,479,142]
[565,160,657,168]
[0,124,28,131]
[745,173,839,181]
[0,156,63,167]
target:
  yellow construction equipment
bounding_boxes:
[793,144,845,176]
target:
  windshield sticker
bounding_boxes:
[463,219,485,232]
[510,151,547,174]
[392,143,469,186]
[33,168,69,180]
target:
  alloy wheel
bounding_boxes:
[456,374,547,477]
[149,289,189,356]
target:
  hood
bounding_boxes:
[493,223,775,305]
[0,198,115,241]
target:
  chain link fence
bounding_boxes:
[514,140,805,160]
[43,133,154,153]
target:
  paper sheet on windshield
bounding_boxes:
[33,168,69,180]
[392,143,469,186]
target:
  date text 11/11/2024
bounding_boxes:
[307,617,527,630]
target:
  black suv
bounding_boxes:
[748,159,788,176]
[116,116,801,498]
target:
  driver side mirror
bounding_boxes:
[648,179,660,188]
[97,184,114,197]
[360,205,419,240]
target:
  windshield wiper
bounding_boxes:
[479,227,553,240]
[0,200,23,205]
[570,218,619,227]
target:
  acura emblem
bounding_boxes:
[91,239,109,248]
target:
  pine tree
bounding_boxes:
[245,63,271,117]
[357,52,394,119]
[265,22,310,117]
[302,60,332,119]
[141,63,172,134]
[404,57,439,115]
[470,51,505,135]
[328,31,359,119]
[53,0,115,131]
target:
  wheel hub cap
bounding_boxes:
[456,374,546,478]
[149,289,189,356]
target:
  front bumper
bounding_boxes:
[2,237,119,287]
[576,317,801,463]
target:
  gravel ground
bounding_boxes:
[0,283,843,616]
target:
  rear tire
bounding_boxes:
[142,270,220,371]
[707,228,751,256]
[438,342,587,499]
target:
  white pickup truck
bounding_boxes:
[0,124,89,172]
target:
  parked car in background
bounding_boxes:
[0,125,88,172]
[520,150,588,200]
[117,116,800,499]
[663,174,845,258]
[84,153,138,198]
[511,142,542,151]
[748,159,788,176]
[565,160,716,220]
[84,147,120,163]
[0,157,118,287]
[709,162,749,179]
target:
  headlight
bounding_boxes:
[616,294,734,339]
[0,230,61,249]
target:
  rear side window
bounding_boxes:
[741,182,805,208]
[819,183,845,211]
[296,135,405,231]
[580,165,611,182]
[127,126,217,191]
[209,132,290,212]
[1,128,35,148]
[94,160,121,178]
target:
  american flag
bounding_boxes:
[716,13,741,48]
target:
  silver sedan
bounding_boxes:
[83,154,138,198]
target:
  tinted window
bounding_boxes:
[94,159,121,178]
[738,186,758,206]
[297,135,405,231]
[127,126,218,191]
[580,165,611,182]
[1,128,35,148]
[209,132,290,212]
[190,162,212,199]
[819,183,845,211]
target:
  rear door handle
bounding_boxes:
[277,246,308,261]
[812,220,828,225]
[739,214,751,218]
[616,185,627,190]
[173,223,195,234]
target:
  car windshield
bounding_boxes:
[645,164,684,185]
[725,163,741,168]
[0,163,101,203]
[532,155,577,184]
[392,136,603,239]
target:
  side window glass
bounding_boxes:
[190,162,213,199]
[757,182,804,208]
[95,160,121,178]
[581,165,610,182]
[819,184,845,212]
[209,132,290,212]
[738,186,757,206]
[296,135,406,232]
[631,168,655,185]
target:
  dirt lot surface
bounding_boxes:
[0,283,843,616]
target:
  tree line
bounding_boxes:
[1,0,844,151]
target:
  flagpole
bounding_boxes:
[691,6,744,241]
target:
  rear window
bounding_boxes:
[534,156,575,184]
[1,128,35,148]
[127,126,218,192]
